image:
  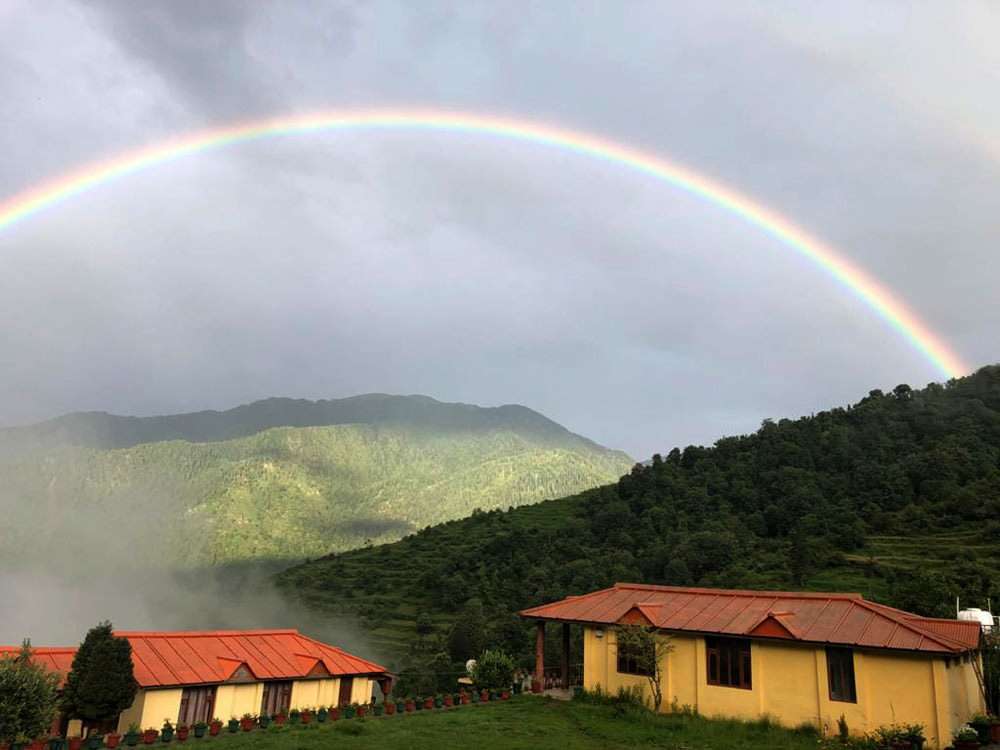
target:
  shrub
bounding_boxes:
[0,642,61,743]
[471,650,515,691]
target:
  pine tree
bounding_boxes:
[59,623,138,732]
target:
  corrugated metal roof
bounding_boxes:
[520,584,980,655]
[1,630,387,689]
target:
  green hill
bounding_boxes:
[0,396,632,568]
[275,365,1000,665]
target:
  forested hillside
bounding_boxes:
[0,397,632,567]
[276,366,1000,676]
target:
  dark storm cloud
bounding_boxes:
[0,0,997,460]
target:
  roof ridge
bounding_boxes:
[115,629,300,637]
[611,583,864,600]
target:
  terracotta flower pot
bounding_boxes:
[239,719,253,732]
[501,690,510,700]
[106,735,121,748]
[300,712,311,725]
[208,723,221,737]
[356,707,367,718]
[460,694,469,705]
[443,696,453,707]
[480,691,489,702]
[404,700,414,713]
[273,715,286,727]
[174,729,187,743]
[330,708,340,721]
[385,703,396,715]
[69,739,83,750]
[141,731,157,746]
[30,740,46,750]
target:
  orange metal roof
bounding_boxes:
[520,584,981,655]
[1,630,387,689]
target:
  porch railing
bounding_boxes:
[541,664,583,689]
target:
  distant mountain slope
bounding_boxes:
[0,396,632,567]
[0,394,608,455]
[275,366,1000,663]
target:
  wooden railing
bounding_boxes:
[541,664,583,689]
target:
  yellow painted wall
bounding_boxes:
[214,683,264,720]
[581,625,982,749]
[116,690,146,733]
[290,678,341,709]
[137,688,183,730]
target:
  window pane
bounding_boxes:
[709,652,717,683]
[719,647,730,685]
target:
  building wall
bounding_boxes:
[136,688,184,730]
[581,626,983,749]
[116,690,147,733]
[290,678,341,709]
[214,683,264,720]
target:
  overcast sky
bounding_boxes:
[0,1,997,459]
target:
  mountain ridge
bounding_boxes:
[0,393,621,457]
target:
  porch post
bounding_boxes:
[533,620,545,693]
[561,622,570,689]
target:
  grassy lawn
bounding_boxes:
[185,697,823,750]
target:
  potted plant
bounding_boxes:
[207,720,221,738]
[480,689,490,703]
[954,725,982,750]
[344,705,355,720]
[273,708,287,727]
[413,697,423,712]
[141,729,157,746]
[432,696,442,709]
[106,731,122,749]
[470,690,479,703]
[423,697,434,710]
[385,701,396,716]
[122,725,140,749]
[225,718,238,735]
[969,713,992,744]
[159,721,173,744]
[191,723,206,741]
[300,708,312,726]
[46,738,65,750]
[443,694,453,708]
[11,735,29,750]
[902,723,925,750]
[67,738,83,750]
[355,704,367,719]
[459,690,469,705]
[404,698,415,713]
[501,688,511,700]
[329,707,340,722]
[174,724,188,743]
[316,706,328,724]
[287,709,300,726]
[30,739,46,750]
[258,713,271,730]
[238,714,253,733]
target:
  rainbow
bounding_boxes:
[0,109,968,378]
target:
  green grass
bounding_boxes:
[191,698,823,750]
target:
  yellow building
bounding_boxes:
[6,629,391,735]
[521,584,984,749]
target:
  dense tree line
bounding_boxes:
[279,365,1000,670]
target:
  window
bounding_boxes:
[706,637,751,689]
[617,640,654,676]
[178,687,216,725]
[826,648,856,703]
[260,681,293,716]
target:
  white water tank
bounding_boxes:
[958,608,994,633]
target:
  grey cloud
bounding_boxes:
[0,0,997,462]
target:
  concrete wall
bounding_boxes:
[136,688,184,730]
[214,684,264,720]
[582,626,984,749]
[289,678,341,709]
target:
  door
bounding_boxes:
[338,677,353,707]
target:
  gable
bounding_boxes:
[219,659,257,683]
[618,605,654,627]
[748,613,799,640]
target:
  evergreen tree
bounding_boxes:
[59,623,138,732]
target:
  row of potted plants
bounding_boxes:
[1,688,515,750]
